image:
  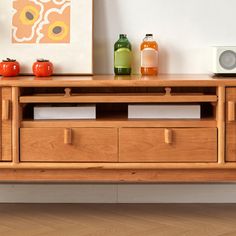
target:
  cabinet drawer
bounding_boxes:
[20,128,118,162]
[119,128,217,163]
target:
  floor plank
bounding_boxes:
[0,204,235,236]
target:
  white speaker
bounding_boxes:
[213,46,236,74]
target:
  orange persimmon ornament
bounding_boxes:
[0,58,20,77]
[33,59,53,77]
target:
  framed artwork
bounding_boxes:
[0,0,93,75]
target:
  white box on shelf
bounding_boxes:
[34,105,96,120]
[128,105,201,119]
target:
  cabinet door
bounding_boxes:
[0,88,12,161]
[226,88,236,161]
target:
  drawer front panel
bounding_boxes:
[20,128,118,162]
[119,128,217,163]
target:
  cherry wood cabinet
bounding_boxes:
[1,75,236,182]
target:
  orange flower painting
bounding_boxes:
[12,0,71,44]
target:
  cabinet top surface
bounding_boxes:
[0,74,236,87]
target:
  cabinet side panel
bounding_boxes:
[2,87,12,161]
[226,88,236,162]
[0,88,2,161]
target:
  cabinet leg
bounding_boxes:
[12,87,20,164]
[217,86,225,164]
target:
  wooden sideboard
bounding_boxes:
[1,74,236,182]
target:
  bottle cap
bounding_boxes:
[146,34,153,37]
[120,34,127,38]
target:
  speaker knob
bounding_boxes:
[219,50,236,70]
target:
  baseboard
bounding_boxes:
[117,184,236,203]
[0,184,117,203]
[0,184,236,203]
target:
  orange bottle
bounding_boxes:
[141,34,158,76]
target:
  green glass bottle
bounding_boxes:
[114,34,132,75]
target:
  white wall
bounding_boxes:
[1,0,236,203]
[94,0,236,74]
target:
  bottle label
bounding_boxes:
[141,48,158,68]
[115,48,131,68]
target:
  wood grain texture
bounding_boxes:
[2,99,10,121]
[217,86,226,164]
[0,74,236,87]
[20,128,118,162]
[64,128,72,145]
[4,162,236,170]
[228,101,235,122]
[119,128,217,163]
[226,88,236,162]
[1,169,236,182]
[226,123,236,162]
[21,119,217,128]
[164,129,172,144]
[19,94,217,103]
[1,204,236,236]
[12,87,19,164]
[3,162,236,170]
[1,75,236,182]
[1,88,12,162]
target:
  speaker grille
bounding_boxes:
[219,50,236,70]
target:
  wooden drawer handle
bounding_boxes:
[165,87,172,96]
[228,101,236,122]
[64,128,72,145]
[2,99,10,121]
[64,88,72,97]
[164,129,172,144]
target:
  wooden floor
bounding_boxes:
[0,204,236,236]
